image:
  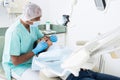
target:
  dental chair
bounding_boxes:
[100,47,120,77]
[62,26,120,76]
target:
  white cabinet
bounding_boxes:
[6,0,28,14]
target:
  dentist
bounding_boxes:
[2,2,48,80]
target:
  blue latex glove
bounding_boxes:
[32,41,48,55]
[50,35,58,42]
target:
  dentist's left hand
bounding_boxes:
[50,35,58,42]
[32,41,48,55]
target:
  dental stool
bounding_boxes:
[0,36,6,80]
[0,36,16,80]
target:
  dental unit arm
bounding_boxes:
[61,26,120,76]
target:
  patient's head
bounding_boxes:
[40,36,53,47]
[33,36,53,50]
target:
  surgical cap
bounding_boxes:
[21,2,42,21]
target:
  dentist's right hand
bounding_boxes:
[32,41,48,55]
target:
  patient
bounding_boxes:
[32,36,120,80]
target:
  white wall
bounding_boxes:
[0,0,70,27]
[0,0,28,27]
[30,0,70,24]
[49,0,70,24]
[66,0,120,48]
[1,0,120,46]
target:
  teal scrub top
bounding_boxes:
[2,20,44,80]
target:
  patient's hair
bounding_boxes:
[33,40,38,49]
[33,36,48,49]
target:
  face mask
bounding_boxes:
[30,21,40,27]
